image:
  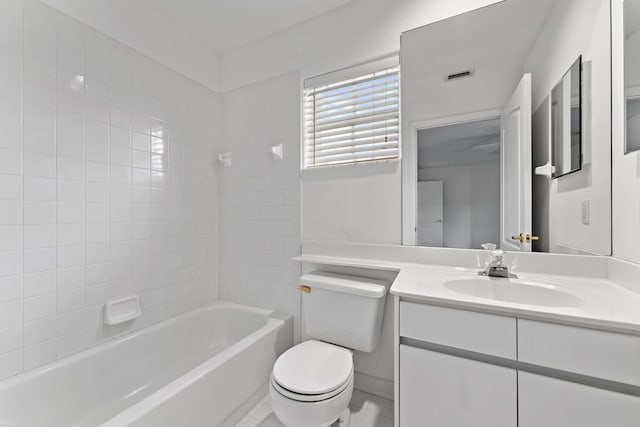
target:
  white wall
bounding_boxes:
[301,162,402,244]
[525,0,611,255]
[0,0,220,380]
[612,0,640,264]
[418,160,500,249]
[218,72,302,339]
[219,0,499,92]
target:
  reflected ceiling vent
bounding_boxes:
[446,69,474,81]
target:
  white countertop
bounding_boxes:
[296,254,640,335]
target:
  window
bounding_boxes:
[303,57,400,168]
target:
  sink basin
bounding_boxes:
[443,277,583,307]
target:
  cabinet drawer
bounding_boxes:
[518,320,640,386]
[399,301,516,359]
[519,372,640,427]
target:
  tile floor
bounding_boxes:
[236,389,394,427]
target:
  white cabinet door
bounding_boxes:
[399,345,517,427]
[519,372,640,427]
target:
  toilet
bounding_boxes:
[270,271,389,427]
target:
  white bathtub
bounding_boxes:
[0,301,292,427]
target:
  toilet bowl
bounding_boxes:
[270,340,354,427]
[270,272,389,427]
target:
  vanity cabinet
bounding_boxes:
[400,345,517,427]
[397,300,640,427]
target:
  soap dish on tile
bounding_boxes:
[104,295,142,325]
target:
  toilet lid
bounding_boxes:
[273,340,353,395]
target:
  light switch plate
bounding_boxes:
[581,200,590,225]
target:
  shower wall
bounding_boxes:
[0,0,220,380]
[218,72,302,340]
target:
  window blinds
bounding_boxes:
[303,59,400,168]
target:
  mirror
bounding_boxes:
[626,0,640,153]
[401,0,612,255]
[551,56,583,178]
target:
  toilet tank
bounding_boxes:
[299,271,389,352]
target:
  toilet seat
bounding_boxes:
[272,340,353,402]
[271,368,354,402]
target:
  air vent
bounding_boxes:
[446,69,474,81]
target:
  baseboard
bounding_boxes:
[354,371,394,401]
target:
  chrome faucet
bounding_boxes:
[478,244,517,278]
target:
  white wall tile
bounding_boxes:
[0,325,22,354]
[0,148,22,175]
[24,176,56,201]
[57,157,84,180]
[24,248,55,273]
[85,263,108,286]
[24,293,56,322]
[0,200,22,225]
[0,174,22,200]
[0,251,22,277]
[0,276,22,303]
[0,225,23,250]
[23,271,55,298]
[56,246,84,268]
[57,267,84,291]
[85,142,109,163]
[0,300,22,329]
[57,288,84,313]
[57,202,84,224]
[0,0,220,380]
[86,182,109,203]
[24,152,56,178]
[57,179,84,202]
[24,225,55,249]
[23,339,56,370]
[23,127,55,156]
[57,330,88,358]
[0,349,22,381]
[23,317,56,346]
[56,224,84,246]
[85,161,108,182]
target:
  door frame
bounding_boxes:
[402,109,503,245]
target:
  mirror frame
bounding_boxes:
[623,0,640,154]
[551,55,583,178]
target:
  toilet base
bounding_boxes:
[335,408,351,427]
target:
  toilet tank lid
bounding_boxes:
[300,272,388,298]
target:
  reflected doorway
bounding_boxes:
[416,118,501,249]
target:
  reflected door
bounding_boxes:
[501,74,532,252]
[417,181,444,246]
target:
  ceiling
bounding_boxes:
[44,0,353,54]
[418,119,501,169]
[153,0,354,54]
